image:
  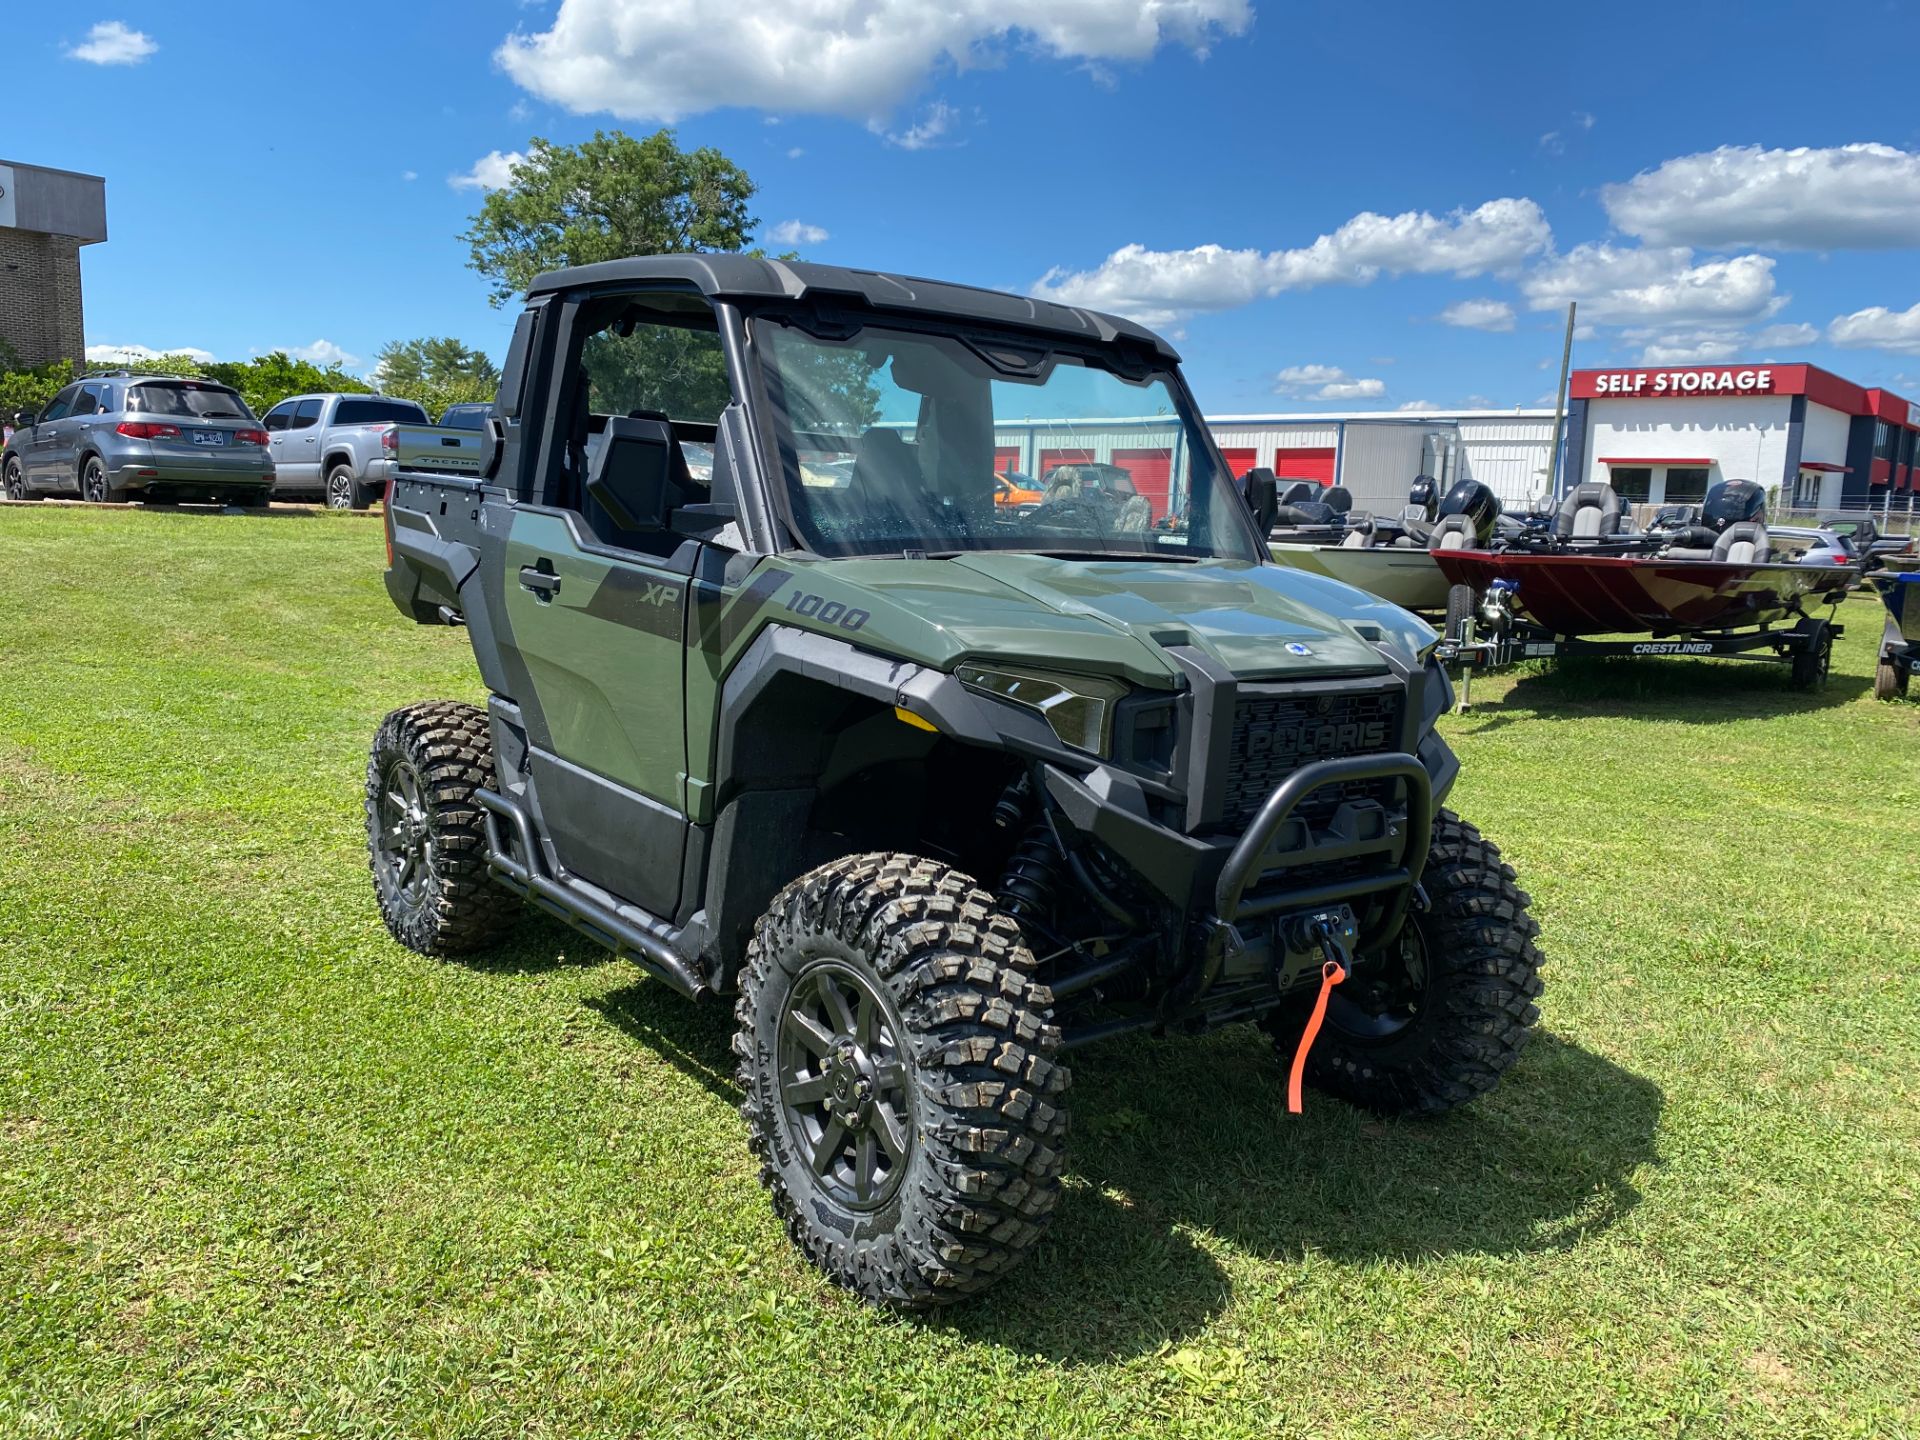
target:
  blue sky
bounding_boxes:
[14,0,1920,414]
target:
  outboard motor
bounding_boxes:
[1701,479,1766,533]
[1428,479,1502,551]
[1406,475,1440,522]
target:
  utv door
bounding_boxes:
[500,506,691,920]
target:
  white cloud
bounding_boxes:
[876,101,959,151]
[66,21,157,65]
[767,219,829,246]
[85,342,215,365]
[1603,143,1920,250]
[509,99,532,122]
[401,170,418,182]
[1396,399,1441,412]
[1575,111,1596,130]
[1032,197,1551,327]
[785,147,805,160]
[1828,302,1920,354]
[1274,365,1385,401]
[1438,298,1515,332]
[449,150,527,191]
[1627,321,1820,366]
[1538,132,1563,157]
[1318,378,1387,400]
[1520,243,1781,326]
[281,339,361,369]
[497,0,1251,121]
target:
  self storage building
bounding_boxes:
[1566,363,1916,518]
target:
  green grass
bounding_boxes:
[1,504,1916,1439]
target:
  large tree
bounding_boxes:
[460,130,757,307]
[372,336,500,414]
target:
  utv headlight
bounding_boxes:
[955,663,1127,755]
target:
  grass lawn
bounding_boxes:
[1,504,1916,1439]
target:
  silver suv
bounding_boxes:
[2,374,274,505]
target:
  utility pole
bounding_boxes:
[1544,301,1576,503]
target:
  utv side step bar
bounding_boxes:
[475,788,711,1001]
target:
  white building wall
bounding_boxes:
[1800,401,1853,511]
[1584,394,1793,500]
[1455,417,1557,507]
[1335,423,1434,513]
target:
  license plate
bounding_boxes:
[193,430,227,447]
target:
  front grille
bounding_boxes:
[1220,685,1404,828]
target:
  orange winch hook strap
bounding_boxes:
[1287,959,1348,1114]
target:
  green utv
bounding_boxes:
[370,256,1543,1309]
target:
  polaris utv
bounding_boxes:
[369,256,1543,1310]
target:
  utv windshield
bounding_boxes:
[756,319,1259,562]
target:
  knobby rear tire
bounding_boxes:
[365,700,519,957]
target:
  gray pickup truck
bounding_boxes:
[261,392,444,509]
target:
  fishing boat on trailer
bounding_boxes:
[1432,478,1862,699]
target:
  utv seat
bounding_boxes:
[1553,482,1624,542]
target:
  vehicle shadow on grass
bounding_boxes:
[1489,654,1868,721]
[946,1026,1662,1363]
[583,972,1662,1363]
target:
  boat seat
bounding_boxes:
[1712,521,1770,564]
[1340,519,1376,548]
[1662,547,1715,561]
[1553,482,1624,541]
[1429,515,1477,551]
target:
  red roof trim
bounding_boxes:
[1598,456,1714,466]
[1796,461,1852,473]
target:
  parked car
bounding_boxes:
[994,470,1044,509]
[1,374,273,506]
[437,402,492,431]
[259,393,431,509]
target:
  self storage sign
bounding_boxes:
[1581,367,1777,397]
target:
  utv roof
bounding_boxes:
[525,254,1180,363]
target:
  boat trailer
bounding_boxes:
[1439,581,1844,711]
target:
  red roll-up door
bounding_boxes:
[1218,447,1257,479]
[1272,447,1335,487]
[1112,447,1173,520]
[1039,448,1096,478]
[993,446,1021,475]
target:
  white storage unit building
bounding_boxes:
[986,408,1558,523]
[1205,409,1557,514]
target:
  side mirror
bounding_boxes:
[1243,467,1279,534]
[586,416,683,532]
[13,410,36,428]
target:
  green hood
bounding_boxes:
[785,553,1414,686]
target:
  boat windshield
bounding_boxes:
[754,318,1259,562]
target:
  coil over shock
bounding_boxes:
[997,822,1063,928]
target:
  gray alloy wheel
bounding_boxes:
[81,457,110,503]
[326,467,359,510]
[3,458,26,501]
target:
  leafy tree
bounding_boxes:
[374,337,498,395]
[461,130,758,308]
[459,128,877,437]
[0,356,73,418]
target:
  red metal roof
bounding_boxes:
[1796,461,1852,473]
